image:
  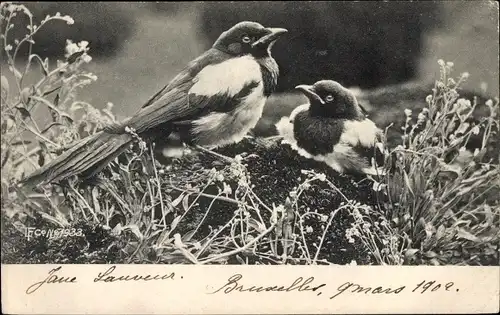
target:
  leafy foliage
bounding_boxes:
[352,61,500,265]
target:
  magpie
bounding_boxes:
[275,80,386,175]
[21,21,287,186]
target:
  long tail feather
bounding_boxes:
[19,131,132,187]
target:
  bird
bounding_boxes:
[20,21,288,187]
[275,80,386,175]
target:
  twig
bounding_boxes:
[20,124,60,147]
[248,187,273,213]
[145,179,156,221]
[297,212,312,263]
[325,179,352,204]
[168,185,261,212]
[149,145,166,223]
[19,13,34,87]
[196,218,235,259]
[191,191,223,240]
[165,175,216,240]
[11,147,41,167]
[312,205,349,264]
[68,185,98,222]
[199,223,276,264]
[194,145,235,163]
[245,188,266,227]
[10,146,39,170]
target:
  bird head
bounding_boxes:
[295,80,364,119]
[213,21,288,57]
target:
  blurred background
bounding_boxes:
[2,1,499,120]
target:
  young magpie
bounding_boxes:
[275,80,386,175]
[21,21,287,186]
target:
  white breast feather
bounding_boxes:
[340,120,380,147]
[191,81,266,147]
[189,55,262,97]
[187,55,267,147]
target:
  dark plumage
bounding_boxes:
[21,21,287,186]
[276,80,385,175]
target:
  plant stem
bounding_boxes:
[199,223,276,265]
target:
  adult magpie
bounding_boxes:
[275,80,386,175]
[21,21,287,186]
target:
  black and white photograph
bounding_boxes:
[1,1,499,313]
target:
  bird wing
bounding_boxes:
[140,49,228,109]
[339,119,382,148]
[123,49,263,134]
[340,119,386,169]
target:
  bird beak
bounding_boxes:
[295,85,324,104]
[252,27,288,48]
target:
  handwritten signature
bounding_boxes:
[26,266,177,294]
[26,267,77,294]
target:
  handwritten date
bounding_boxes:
[208,274,458,299]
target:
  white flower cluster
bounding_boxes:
[417,107,429,124]
[65,40,92,63]
[345,225,360,244]
[124,126,146,150]
[226,160,249,187]
[452,98,472,115]
[52,12,74,25]
[372,180,386,192]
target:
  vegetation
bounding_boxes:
[1,3,498,265]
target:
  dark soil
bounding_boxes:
[168,138,378,265]
[1,211,128,264]
[1,138,379,265]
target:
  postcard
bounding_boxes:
[1,1,499,314]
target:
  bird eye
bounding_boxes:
[241,34,251,43]
[325,95,334,102]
